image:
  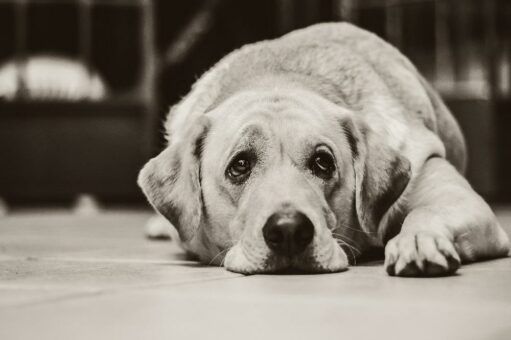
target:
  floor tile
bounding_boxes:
[1,284,509,340]
[0,212,184,262]
[0,258,239,293]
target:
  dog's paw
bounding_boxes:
[384,232,461,277]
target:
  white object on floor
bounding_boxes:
[72,194,102,216]
[145,215,178,240]
[0,55,107,101]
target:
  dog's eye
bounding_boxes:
[309,148,336,180]
[226,153,252,183]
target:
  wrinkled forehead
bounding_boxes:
[206,89,344,149]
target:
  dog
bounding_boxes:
[138,23,510,276]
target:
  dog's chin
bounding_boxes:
[223,239,349,274]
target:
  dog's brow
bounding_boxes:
[341,121,359,159]
[225,125,267,161]
[239,125,266,144]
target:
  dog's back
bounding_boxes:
[170,23,464,177]
[280,23,466,172]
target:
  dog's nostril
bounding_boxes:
[264,226,285,245]
[262,211,314,256]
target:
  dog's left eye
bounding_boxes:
[309,148,336,180]
[226,153,253,183]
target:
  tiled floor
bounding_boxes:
[1,209,511,340]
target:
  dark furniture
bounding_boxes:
[0,0,156,204]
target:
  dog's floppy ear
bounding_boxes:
[342,118,411,235]
[138,116,210,242]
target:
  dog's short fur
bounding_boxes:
[138,23,510,276]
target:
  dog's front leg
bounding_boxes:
[384,157,510,277]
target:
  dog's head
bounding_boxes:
[138,88,410,273]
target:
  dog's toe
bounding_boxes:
[384,232,460,277]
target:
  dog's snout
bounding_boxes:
[262,210,314,256]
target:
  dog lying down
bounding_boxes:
[139,23,510,276]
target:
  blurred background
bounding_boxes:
[0,0,510,212]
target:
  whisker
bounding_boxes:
[332,231,362,266]
[336,239,358,265]
[335,239,361,255]
[220,246,233,267]
[335,233,360,248]
[334,226,379,235]
[331,232,361,244]
[331,231,368,250]
[208,247,230,266]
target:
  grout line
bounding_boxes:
[122,273,250,292]
[0,285,99,292]
[0,290,107,311]
[0,256,197,265]
[1,274,249,310]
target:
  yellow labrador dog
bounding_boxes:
[138,23,510,276]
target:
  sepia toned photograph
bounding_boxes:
[1,0,510,339]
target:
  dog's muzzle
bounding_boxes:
[262,209,315,257]
[224,205,348,274]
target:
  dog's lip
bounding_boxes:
[248,267,345,275]
[224,238,349,274]
[247,259,348,274]
[225,259,346,274]
[234,251,346,274]
[260,263,348,274]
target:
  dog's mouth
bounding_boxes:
[222,237,349,274]
[218,204,349,274]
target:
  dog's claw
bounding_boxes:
[384,232,461,277]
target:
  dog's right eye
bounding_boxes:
[309,146,336,180]
[226,153,253,183]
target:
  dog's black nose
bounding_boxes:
[262,210,314,256]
